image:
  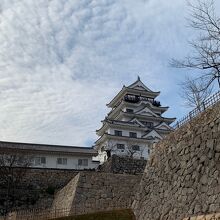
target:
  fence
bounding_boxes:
[1,207,69,220]
[173,90,220,129]
[0,207,129,220]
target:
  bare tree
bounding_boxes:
[126,141,144,159]
[0,151,32,215]
[179,76,213,109]
[171,0,220,90]
[108,140,144,159]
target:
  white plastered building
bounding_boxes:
[0,141,99,170]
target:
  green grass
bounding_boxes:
[49,209,135,220]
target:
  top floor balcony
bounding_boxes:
[124,94,140,103]
[124,94,161,107]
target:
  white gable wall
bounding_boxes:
[155,122,172,130]
[142,130,163,140]
[128,79,152,91]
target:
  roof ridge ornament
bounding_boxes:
[137,75,141,81]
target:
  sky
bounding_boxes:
[0,0,219,146]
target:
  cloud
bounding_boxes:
[0,0,218,146]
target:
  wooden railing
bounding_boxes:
[174,90,220,129]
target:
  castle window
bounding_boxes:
[132,145,140,151]
[57,158,67,165]
[114,130,122,136]
[129,132,137,138]
[116,144,125,150]
[34,157,46,166]
[78,159,88,166]
[141,121,153,128]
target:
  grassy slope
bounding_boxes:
[49,209,135,220]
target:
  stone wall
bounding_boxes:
[133,102,220,220]
[98,154,147,174]
[22,168,79,189]
[0,168,82,214]
[52,174,80,215]
[52,171,141,215]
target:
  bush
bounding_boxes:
[45,186,55,195]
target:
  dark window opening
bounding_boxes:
[129,132,137,138]
[116,144,125,149]
[34,157,46,166]
[106,150,111,158]
[141,121,154,128]
[57,158,67,165]
[115,130,122,136]
[126,108,134,113]
[78,159,88,166]
[41,157,46,164]
[132,145,140,151]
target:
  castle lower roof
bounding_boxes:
[95,133,151,146]
[115,111,176,125]
[107,100,169,119]
[96,119,146,136]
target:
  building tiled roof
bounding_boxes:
[0,141,97,156]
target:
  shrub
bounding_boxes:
[45,186,55,195]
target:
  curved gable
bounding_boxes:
[155,122,173,130]
[136,107,159,117]
[130,118,145,127]
[128,77,152,92]
[142,130,163,140]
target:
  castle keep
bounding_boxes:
[95,77,175,163]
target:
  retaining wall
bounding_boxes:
[52,171,141,215]
[98,154,146,174]
[0,168,84,214]
[133,102,220,220]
